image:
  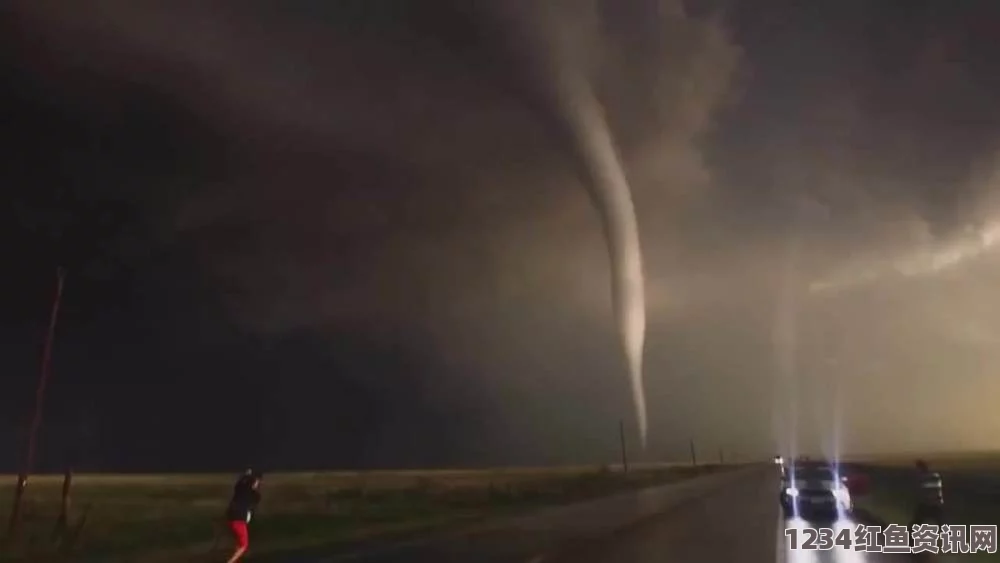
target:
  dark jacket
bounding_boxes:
[226,477,261,523]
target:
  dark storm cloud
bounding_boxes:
[10,0,738,321]
[7,0,1000,467]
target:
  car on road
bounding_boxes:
[780,462,853,520]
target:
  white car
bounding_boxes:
[780,464,853,520]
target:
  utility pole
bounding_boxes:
[53,467,73,541]
[689,438,697,466]
[618,419,629,474]
[8,267,65,541]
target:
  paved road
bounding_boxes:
[288,467,748,563]
[546,467,911,563]
[276,466,914,563]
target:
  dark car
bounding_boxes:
[780,463,853,520]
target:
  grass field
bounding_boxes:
[0,463,733,562]
[851,452,1000,562]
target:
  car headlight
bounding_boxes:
[785,487,799,497]
[833,486,850,504]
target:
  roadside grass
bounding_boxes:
[852,453,1000,562]
[0,463,735,562]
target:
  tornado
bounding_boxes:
[553,68,649,449]
[492,2,650,447]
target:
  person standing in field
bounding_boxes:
[225,469,262,563]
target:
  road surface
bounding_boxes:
[276,466,913,563]
[545,466,910,563]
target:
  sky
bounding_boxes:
[3,0,1000,472]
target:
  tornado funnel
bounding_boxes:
[490,2,650,448]
[554,70,649,449]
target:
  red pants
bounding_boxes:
[228,520,249,548]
